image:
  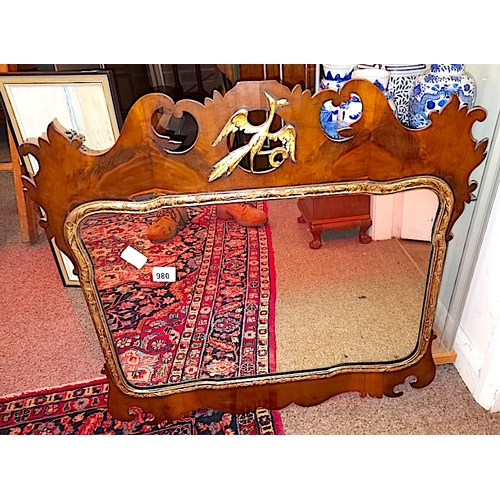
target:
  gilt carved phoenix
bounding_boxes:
[209,91,296,182]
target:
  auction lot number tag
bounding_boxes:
[152,266,176,282]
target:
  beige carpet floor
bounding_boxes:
[268,199,426,372]
[2,170,500,433]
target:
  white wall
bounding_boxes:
[369,193,398,241]
[452,64,500,411]
[455,172,500,411]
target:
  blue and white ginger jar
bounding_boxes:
[408,64,476,129]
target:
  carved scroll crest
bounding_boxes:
[18,79,488,274]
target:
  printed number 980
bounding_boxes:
[152,267,176,282]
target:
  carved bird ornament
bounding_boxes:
[209,91,296,182]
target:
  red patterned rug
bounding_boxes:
[0,379,284,435]
[79,202,276,388]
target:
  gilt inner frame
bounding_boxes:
[66,176,452,399]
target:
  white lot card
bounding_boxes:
[120,246,148,269]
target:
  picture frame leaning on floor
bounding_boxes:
[0,71,121,286]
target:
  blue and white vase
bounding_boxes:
[320,64,355,91]
[319,64,361,139]
[352,67,390,92]
[384,64,429,126]
[408,64,476,129]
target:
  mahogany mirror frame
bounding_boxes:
[19,79,488,422]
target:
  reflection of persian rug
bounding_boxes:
[0,379,283,435]
[80,203,276,389]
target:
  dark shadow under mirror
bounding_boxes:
[75,188,439,390]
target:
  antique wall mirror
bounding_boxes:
[19,80,488,422]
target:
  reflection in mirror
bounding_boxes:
[271,192,435,373]
[78,190,437,389]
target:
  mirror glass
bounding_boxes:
[77,189,438,388]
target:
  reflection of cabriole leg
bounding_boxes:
[308,224,322,249]
[359,218,373,244]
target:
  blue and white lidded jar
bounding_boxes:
[320,64,355,92]
[408,64,476,129]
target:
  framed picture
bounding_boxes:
[0,71,121,286]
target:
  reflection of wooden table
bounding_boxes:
[297,195,372,249]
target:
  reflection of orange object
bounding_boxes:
[147,208,189,242]
[216,203,268,227]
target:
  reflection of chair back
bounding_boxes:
[220,64,317,92]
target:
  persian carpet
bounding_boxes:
[0,379,284,435]
[79,202,276,388]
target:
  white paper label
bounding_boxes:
[120,246,148,269]
[152,266,176,282]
